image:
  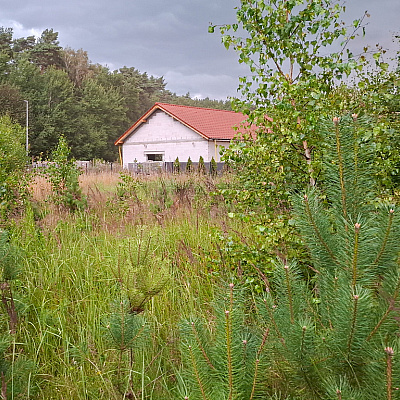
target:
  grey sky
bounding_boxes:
[1,0,398,100]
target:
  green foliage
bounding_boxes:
[259,115,400,398]
[178,284,267,400]
[0,27,231,160]
[0,230,21,335]
[0,172,239,399]
[148,178,175,213]
[0,84,25,124]
[174,157,181,174]
[0,230,21,282]
[272,116,400,397]
[2,356,37,400]
[29,28,63,70]
[114,232,170,314]
[105,301,149,351]
[104,300,150,395]
[0,231,36,398]
[0,115,28,220]
[212,0,381,271]
[350,58,400,190]
[181,116,400,399]
[198,155,206,175]
[186,157,193,173]
[29,66,77,156]
[75,76,127,161]
[45,136,86,211]
[213,0,368,119]
[0,115,26,184]
[113,171,140,215]
[210,156,217,177]
[116,173,175,214]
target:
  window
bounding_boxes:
[146,154,163,162]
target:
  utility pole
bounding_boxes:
[23,100,29,157]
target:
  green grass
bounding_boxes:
[3,172,253,399]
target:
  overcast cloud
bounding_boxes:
[1,0,399,99]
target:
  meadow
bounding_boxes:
[4,170,257,399]
[4,127,400,400]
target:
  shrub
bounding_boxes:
[186,157,193,173]
[210,156,217,177]
[0,115,28,220]
[198,155,206,175]
[173,157,180,174]
[45,136,87,211]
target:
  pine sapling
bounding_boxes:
[179,284,266,400]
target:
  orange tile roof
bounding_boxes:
[115,102,250,145]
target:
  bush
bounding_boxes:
[210,156,217,177]
[186,157,193,173]
[45,136,86,211]
[198,155,206,175]
[173,157,180,174]
[0,115,28,221]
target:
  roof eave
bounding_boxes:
[114,102,249,145]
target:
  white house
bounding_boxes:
[114,102,249,169]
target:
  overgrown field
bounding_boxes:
[3,171,262,399]
[4,119,400,400]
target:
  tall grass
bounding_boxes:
[6,171,249,399]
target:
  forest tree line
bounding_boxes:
[0,27,232,161]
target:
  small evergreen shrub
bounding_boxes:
[198,155,206,175]
[178,283,267,400]
[103,300,149,395]
[210,157,217,177]
[112,171,141,216]
[186,157,193,173]
[113,231,170,314]
[174,157,181,174]
[45,136,87,212]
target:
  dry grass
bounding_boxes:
[29,175,52,202]
[79,171,121,194]
[29,170,230,235]
[30,171,121,202]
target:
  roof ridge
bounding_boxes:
[155,102,239,115]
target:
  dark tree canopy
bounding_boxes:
[0,27,232,161]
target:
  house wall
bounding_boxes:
[208,140,230,161]
[121,110,229,167]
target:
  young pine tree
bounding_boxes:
[198,155,206,175]
[186,157,193,173]
[259,114,400,399]
[210,157,217,177]
[179,115,400,399]
[178,283,268,400]
[174,157,181,174]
